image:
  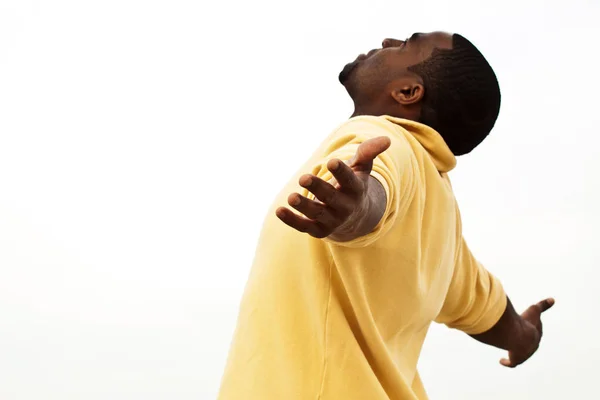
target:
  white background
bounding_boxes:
[1,0,598,399]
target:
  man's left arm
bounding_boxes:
[435,237,554,368]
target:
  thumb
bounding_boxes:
[537,298,555,314]
[350,136,391,171]
[523,298,555,321]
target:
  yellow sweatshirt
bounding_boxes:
[218,116,507,400]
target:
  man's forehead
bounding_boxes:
[412,31,453,49]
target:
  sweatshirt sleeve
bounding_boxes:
[434,237,508,335]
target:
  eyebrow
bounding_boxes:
[409,33,422,42]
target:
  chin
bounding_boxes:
[338,61,359,85]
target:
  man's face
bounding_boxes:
[339,31,453,92]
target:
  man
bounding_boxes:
[218,32,554,399]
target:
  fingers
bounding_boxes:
[500,353,528,369]
[286,193,337,226]
[299,174,351,214]
[499,356,526,368]
[275,207,328,238]
[275,189,344,238]
[327,159,363,195]
[276,137,391,238]
[499,358,515,368]
[537,298,555,313]
[350,136,391,172]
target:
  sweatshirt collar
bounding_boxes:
[383,116,457,172]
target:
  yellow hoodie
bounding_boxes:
[218,116,507,400]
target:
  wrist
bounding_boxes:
[328,198,369,242]
[327,175,386,242]
[470,296,524,351]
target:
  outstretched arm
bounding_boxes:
[435,237,554,368]
[276,136,390,242]
[470,296,555,368]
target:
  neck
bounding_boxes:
[351,99,391,118]
[351,101,420,122]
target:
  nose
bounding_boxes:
[382,38,404,48]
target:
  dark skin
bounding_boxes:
[276,31,554,369]
[275,136,390,241]
[275,32,452,240]
[340,32,453,119]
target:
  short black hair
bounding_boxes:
[408,34,501,156]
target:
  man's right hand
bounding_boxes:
[275,136,390,240]
[500,298,555,368]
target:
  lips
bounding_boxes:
[357,48,379,61]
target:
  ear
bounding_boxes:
[391,82,424,106]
